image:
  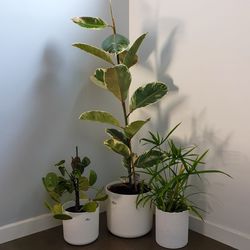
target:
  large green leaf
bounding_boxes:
[90,68,107,89]
[79,111,120,127]
[123,33,147,68]
[79,176,89,191]
[72,43,114,65]
[44,173,58,191]
[119,50,138,68]
[135,150,165,168]
[89,170,97,186]
[129,82,168,113]
[104,138,131,158]
[106,128,129,145]
[72,17,108,30]
[102,34,129,54]
[105,64,131,101]
[124,118,150,139]
[83,201,98,212]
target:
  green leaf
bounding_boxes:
[130,82,168,113]
[48,191,61,203]
[79,111,120,127]
[135,150,165,168]
[123,33,147,68]
[104,138,131,158]
[105,64,131,101]
[52,203,63,214]
[83,201,98,212]
[72,43,114,65]
[79,176,89,191]
[106,128,128,145]
[54,160,65,166]
[72,17,108,30]
[102,34,129,54]
[124,118,150,139]
[54,214,72,220]
[45,173,58,191]
[82,157,91,168]
[58,166,65,176]
[90,68,107,89]
[119,50,138,68]
[94,192,108,201]
[89,170,97,186]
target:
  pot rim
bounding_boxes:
[156,206,189,215]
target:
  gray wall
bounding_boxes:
[0,0,129,226]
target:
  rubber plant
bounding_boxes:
[72,0,168,192]
[42,147,107,220]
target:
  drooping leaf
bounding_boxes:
[79,111,121,127]
[72,43,114,65]
[83,201,98,212]
[45,173,58,191]
[54,214,72,220]
[89,170,97,186]
[90,68,107,89]
[104,138,131,158]
[102,34,129,54]
[79,176,89,191]
[135,150,165,168]
[105,64,131,101]
[106,128,129,145]
[72,17,108,30]
[129,82,168,113]
[119,50,138,68]
[123,33,147,68]
[124,118,150,139]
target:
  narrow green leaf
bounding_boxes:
[72,43,114,65]
[79,176,89,191]
[83,201,98,212]
[89,170,97,186]
[135,150,165,168]
[105,64,131,101]
[130,82,168,113]
[104,138,131,158]
[72,17,108,30]
[123,33,147,68]
[90,68,107,89]
[124,118,150,139]
[79,110,120,127]
[106,128,128,145]
[45,173,58,191]
[102,34,129,54]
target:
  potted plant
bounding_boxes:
[42,147,107,245]
[71,0,168,238]
[137,124,231,249]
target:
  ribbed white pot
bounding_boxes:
[155,207,189,249]
[105,181,153,238]
[62,201,99,245]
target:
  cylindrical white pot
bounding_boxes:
[106,182,153,238]
[62,201,99,245]
[156,207,189,249]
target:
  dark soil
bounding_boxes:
[108,183,150,195]
[65,205,84,213]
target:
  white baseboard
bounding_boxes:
[0,214,61,244]
[189,215,250,250]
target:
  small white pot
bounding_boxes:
[156,207,189,249]
[105,181,153,238]
[62,201,99,245]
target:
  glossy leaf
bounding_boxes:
[102,34,129,54]
[72,43,114,65]
[135,150,165,168]
[104,138,130,158]
[72,17,108,29]
[124,118,150,139]
[79,111,120,127]
[130,82,168,113]
[90,68,107,89]
[123,33,147,68]
[79,176,89,191]
[83,201,98,212]
[119,50,138,68]
[105,64,131,101]
[45,173,58,191]
[89,170,97,186]
[106,128,128,145]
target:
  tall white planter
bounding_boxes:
[156,207,189,249]
[62,201,99,245]
[105,182,153,238]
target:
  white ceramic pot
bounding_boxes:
[155,207,189,249]
[62,201,99,245]
[105,181,153,238]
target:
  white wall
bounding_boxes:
[130,0,250,249]
[0,0,128,227]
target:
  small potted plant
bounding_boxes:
[137,124,231,249]
[42,147,107,245]
[71,0,168,238]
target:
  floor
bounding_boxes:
[0,213,236,250]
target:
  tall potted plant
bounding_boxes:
[137,124,231,248]
[71,0,168,237]
[42,147,107,245]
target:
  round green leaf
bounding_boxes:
[72,17,108,30]
[79,176,89,191]
[89,170,97,186]
[83,201,98,212]
[102,34,129,54]
[45,173,58,191]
